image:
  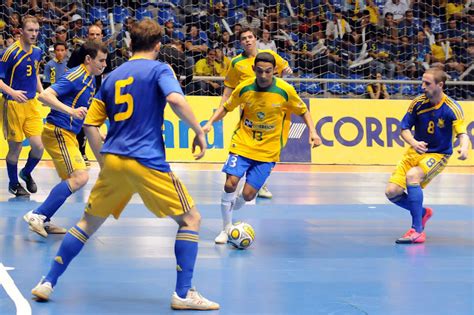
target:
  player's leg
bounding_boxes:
[234,160,275,211]
[133,164,219,310]
[169,209,218,310]
[20,98,45,193]
[215,154,249,243]
[32,154,134,301]
[76,127,89,166]
[5,100,29,196]
[24,126,88,237]
[6,140,29,196]
[31,212,107,301]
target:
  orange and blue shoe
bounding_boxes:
[422,207,433,229]
[396,228,426,244]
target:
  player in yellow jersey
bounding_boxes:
[221,27,293,199]
[204,52,321,244]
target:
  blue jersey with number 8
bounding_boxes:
[400,94,466,155]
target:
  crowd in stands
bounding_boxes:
[0,0,472,99]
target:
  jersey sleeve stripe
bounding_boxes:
[445,98,463,120]
[66,68,85,82]
[1,43,19,62]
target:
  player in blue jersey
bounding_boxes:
[385,68,469,244]
[31,19,219,311]
[0,16,44,197]
[23,40,108,238]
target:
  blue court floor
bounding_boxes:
[0,164,473,315]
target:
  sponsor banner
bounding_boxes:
[1,95,472,166]
[309,99,473,166]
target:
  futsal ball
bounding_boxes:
[227,222,255,249]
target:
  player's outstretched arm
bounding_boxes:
[219,86,233,107]
[457,133,469,160]
[38,88,87,119]
[202,105,228,134]
[301,111,321,148]
[167,92,206,160]
[84,125,104,168]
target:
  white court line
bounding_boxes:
[0,263,32,315]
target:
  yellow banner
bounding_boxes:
[0,95,472,166]
[309,99,473,166]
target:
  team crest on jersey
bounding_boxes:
[27,57,31,62]
[244,119,253,128]
[437,118,445,128]
[257,112,265,120]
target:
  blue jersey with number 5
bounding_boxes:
[91,56,183,171]
[400,94,466,155]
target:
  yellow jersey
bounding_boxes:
[224,49,289,89]
[224,77,307,162]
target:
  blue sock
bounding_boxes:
[407,184,424,233]
[45,225,89,287]
[389,192,410,211]
[6,161,18,186]
[34,181,72,221]
[22,151,41,175]
[390,192,426,216]
[175,230,199,298]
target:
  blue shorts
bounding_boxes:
[222,153,275,190]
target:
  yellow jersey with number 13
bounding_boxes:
[223,77,307,162]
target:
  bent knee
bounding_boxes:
[385,184,403,200]
[69,171,89,190]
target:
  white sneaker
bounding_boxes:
[214,230,228,244]
[23,210,48,238]
[44,222,67,234]
[257,184,273,199]
[171,287,220,310]
[31,277,53,301]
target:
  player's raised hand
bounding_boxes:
[192,132,206,160]
[412,140,428,154]
[282,66,293,75]
[11,90,28,103]
[71,107,88,119]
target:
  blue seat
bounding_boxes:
[299,73,322,95]
[348,74,366,95]
[113,7,130,24]
[136,7,153,20]
[324,73,348,95]
[89,6,108,24]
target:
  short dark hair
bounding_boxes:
[130,19,162,53]
[254,52,275,67]
[80,40,107,63]
[240,27,257,40]
[54,41,67,50]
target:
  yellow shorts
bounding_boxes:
[42,123,86,180]
[389,147,451,189]
[4,99,43,142]
[85,154,194,219]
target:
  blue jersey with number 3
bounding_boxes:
[92,57,183,171]
[400,94,466,155]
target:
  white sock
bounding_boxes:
[221,190,236,230]
[233,194,246,211]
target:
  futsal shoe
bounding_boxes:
[44,222,67,234]
[422,207,433,229]
[8,182,30,197]
[19,169,37,193]
[214,230,228,244]
[257,184,273,199]
[395,228,426,244]
[171,288,220,310]
[31,277,53,301]
[23,210,48,238]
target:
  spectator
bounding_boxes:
[67,14,86,48]
[367,72,390,99]
[43,41,68,88]
[257,29,277,52]
[238,5,262,30]
[193,49,223,96]
[383,0,410,24]
[185,24,209,62]
[326,8,352,40]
